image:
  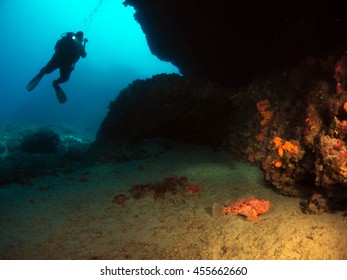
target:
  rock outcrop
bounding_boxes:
[123,0,347,84]
[93,74,233,156]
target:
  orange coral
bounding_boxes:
[256,99,273,126]
[260,111,273,126]
[256,126,268,141]
[282,141,299,155]
[273,160,283,168]
[181,184,201,197]
[277,147,284,157]
[273,136,283,147]
[255,99,273,141]
[273,137,299,157]
[256,99,270,111]
[186,185,200,193]
[344,102,347,112]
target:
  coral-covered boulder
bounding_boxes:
[240,54,347,209]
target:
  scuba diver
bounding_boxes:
[26,31,88,103]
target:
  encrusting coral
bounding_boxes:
[273,137,299,158]
[334,55,347,94]
[255,99,273,141]
[256,99,273,127]
[242,53,347,206]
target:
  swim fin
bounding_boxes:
[52,81,67,104]
[26,72,44,91]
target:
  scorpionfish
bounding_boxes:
[213,197,270,222]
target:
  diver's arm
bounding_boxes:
[54,39,63,51]
[81,39,88,58]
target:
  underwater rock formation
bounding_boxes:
[92,1,347,210]
[241,53,347,210]
[123,0,347,84]
[93,51,347,211]
[0,125,91,186]
[20,129,61,154]
[92,74,233,159]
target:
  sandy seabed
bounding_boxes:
[0,142,346,260]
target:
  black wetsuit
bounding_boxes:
[41,35,87,84]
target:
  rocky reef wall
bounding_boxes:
[92,50,347,212]
[233,53,347,212]
[91,1,347,211]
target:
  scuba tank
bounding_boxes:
[55,32,74,52]
[54,32,88,62]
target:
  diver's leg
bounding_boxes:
[26,57,58,91]
[54,65,72,84]
[52,66,72,104]
[26,72,44,91]
[26,67,48,91]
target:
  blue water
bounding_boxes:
[0,0,178,137]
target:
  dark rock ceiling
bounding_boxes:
[123,0,347,84]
